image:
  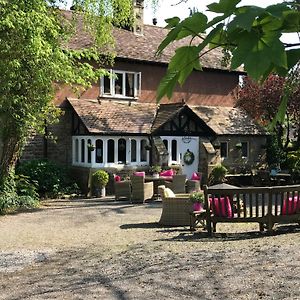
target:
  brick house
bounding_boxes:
[19,1,267,191]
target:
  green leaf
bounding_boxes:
[207,0,241,14]
[156,24,183,56]
[270,94,288,130]
[157,71,180,101]
[165,17,181,29]
[169,46,202,85]
[228,6,265,32]
[286,49,300,70]
[176,13,208,39]
[265,3,290,18]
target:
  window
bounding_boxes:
[81,139,85,163]
[75,139,79,162]
[220,142,228,158]
[107,139,115,163]
[118,138,126,163]
[131,139,137,162]
[87,139,92,163]
[171,140,177,161]
[241,142,249,157]
[163,139,168,151]
[100,69,141,99]
[95,139,103,163]
[140,139,147,162]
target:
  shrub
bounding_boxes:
[208,164,228,185]
[285,150,300,182]
[16,159,81,198]
[189,191,204,204]
[92,170,109,188]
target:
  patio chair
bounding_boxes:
[164,174,187,194]
[114,180,132,201]
[158,185,193,226]
[130,175,154,203]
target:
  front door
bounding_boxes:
[179,137,199,178]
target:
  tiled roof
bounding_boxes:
[68,98,157,134]
[64,10,239,72]
[190,105,267,135]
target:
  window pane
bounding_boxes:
[103,76,111,94]
[131,139,137,162]
[81,139,85,163]
[140,139,147,162]
[108,139,115,163]
[95,139,103,163]
[75,139,79,162]
[163,139,168,151]
[114,72,123,95]
[87,139,92,163]
[171,140,177,161]
[220,142,228,158]
[125,73,134,97]
[118,138,126,163]
[241,142,248,157]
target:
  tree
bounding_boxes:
[0,0,134,190]
[236,70,300,152]
[156,0,300,101]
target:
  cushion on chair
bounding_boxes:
[160,169,174,177]
[164,188,176,198]
[282,196,300,215]
[134,171,145,177]
[191,172,201,181]
[209,197,233,218]
[114,175,121,182]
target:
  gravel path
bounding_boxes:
[0,197,299,300]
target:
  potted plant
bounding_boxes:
[208,164,228,185]
[150,165,162,178]
[189,191,205,211]
[92,170,109,197]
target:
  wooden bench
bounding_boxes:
[200,184,300,235]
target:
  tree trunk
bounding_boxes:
[0,135,21,190]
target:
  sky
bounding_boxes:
[62,0,299,45]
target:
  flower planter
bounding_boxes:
[193,202,203,212]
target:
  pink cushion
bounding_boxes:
[114,175,121,182]
[159,169,174,177]
[282,196,300,215]
[134,171,145,177]
[191,172,201,181]
[161,176,173,181]
[209,197,233,218]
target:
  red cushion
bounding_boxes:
[134,171,145,177]
[159,169,174,177]
[282,196,300,215]
[114,175,121,182]
[209,197,233,218]
[191,172,201,181]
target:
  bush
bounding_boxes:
[16,159,81,198]
[285,150,300,182]
[208,164,228,185]
[92,170,109,188]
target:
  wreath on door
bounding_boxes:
[183,149,195,165]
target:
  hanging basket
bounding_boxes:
[183,150,195,165]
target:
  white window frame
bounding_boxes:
[100,69,141,99]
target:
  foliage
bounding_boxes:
[285,149,300,182]
[266,134,286,169]
[156,0,300,101]
[208,164,228,185]
[0,0,134,190]
[92,170,109,188]
[183,149,195,165]
[189,191,204,204]
[16,159,80,198]
[150,165,162,174]
[15,174,39,200]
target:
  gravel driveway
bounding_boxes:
[0,197,299,300]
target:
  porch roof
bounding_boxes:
[68,98,157,134]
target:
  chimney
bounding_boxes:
[133,0,144,35]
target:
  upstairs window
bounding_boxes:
[220,142,228,158]
[100,70,141,99]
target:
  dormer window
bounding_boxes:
[100,69,141,99]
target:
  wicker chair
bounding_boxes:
[130,175,154,203]
[114,180,132,201]
[164,174,187,194]
[158,185,193,226]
